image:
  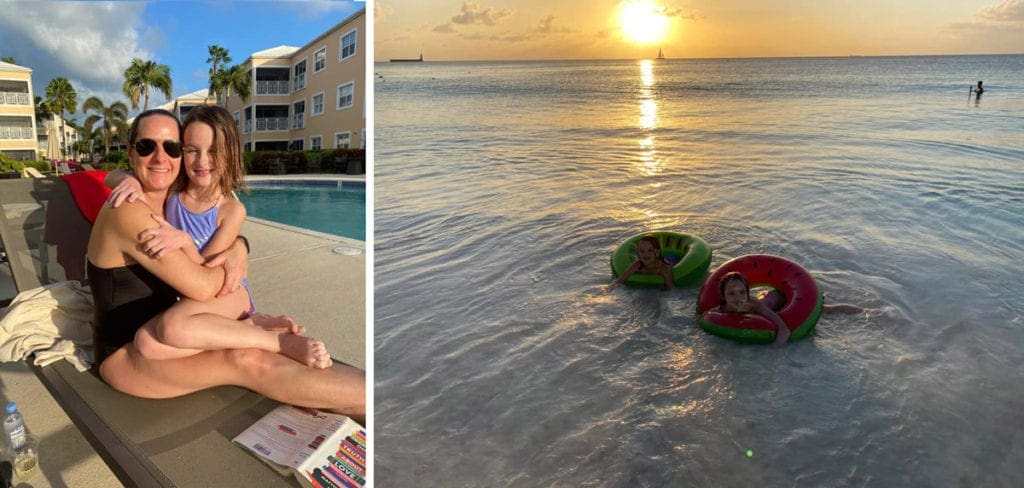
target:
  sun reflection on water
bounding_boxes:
[636,60,662,176]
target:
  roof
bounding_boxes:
[252,45,300,58]
[0,60,32,73]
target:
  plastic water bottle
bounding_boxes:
[3,401,26,453]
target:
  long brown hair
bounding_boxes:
[180,105,247,199]
[718,271,749,312]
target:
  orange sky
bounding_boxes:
[374,0,1024,61]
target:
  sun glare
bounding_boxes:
[619,0,669,45]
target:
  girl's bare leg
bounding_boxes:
[99,344,365,421]
[133,289,331,368]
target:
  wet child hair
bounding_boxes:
[718,271,749,312]
[180,105,247,197]
[636,234,662,258]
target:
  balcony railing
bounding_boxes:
[292,73,306,92]
[0,91,30,106]
[255,117,289,131]
[256,80,289,95]
[292,113,305,129]
[0,126,35,140]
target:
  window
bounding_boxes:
[335,132,351,149]
[292,100,305,129]
[337,82,354,110]
[293,59,307,91]
[290,139,303,151]
[310,135,322,150]
[314,47,327,73]
[233,111,239,127]
[360,129,366,149]
[340,30,356,60]
[312,92,324,116]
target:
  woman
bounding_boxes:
[86,109,364,419]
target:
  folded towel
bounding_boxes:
[61,171,111,224]
[0,281,94,371]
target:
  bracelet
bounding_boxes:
[238,235,250,254]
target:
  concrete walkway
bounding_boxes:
[0,218,365,487]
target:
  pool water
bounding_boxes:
[238,182,365,240]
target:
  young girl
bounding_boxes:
[613,235,675,291]
[718,271,789,345]
[106,105,331,368]
[718,271,863,346]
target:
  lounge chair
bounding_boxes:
[0,176,302,486]
[20,167,45,179]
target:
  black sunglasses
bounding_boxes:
[133,138,183,158]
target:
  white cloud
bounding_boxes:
[451,1,514,26]
[0,2,151,111]
[975,0,1024,22]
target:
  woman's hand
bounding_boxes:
[138,214,193,258]
[204,237,249,297]
[107,174,144,208]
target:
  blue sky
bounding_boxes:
[0,0,364,121]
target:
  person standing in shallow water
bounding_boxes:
[974,80,984,95]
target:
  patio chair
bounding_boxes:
[0,177,301,486]
[20,167,45,179]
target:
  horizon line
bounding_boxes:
[373,52,1024,64]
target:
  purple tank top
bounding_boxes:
[164,192,218,253]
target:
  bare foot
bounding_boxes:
[279,334,330,368]
[249,312,305,334]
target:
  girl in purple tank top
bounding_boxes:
[105,106,331,369]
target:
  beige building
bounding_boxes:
[36,113,78,160]
[222,8,365,152]
[0,60,38,161]
[156,87,217,121]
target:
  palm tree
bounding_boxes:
[122,58,173,111]
[82,96,129,155]
[207,45,231,77]
[44,77,77,160]
[1,56,15,64]
[210,63,252,107]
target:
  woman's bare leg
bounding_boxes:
[99,344,365,421]
[133,289,330,368]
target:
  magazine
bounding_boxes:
[233,404,367,487]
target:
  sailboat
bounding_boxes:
[656,48,665,60]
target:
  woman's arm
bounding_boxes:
[104,202,226,301]
[105,170,144,208]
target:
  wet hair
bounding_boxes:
[127,108,180,146]
[718,271,749,312]
[634,235,662,265]
[180,105,247,198]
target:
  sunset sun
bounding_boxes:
[618,0,669,44]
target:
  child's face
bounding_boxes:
[637,240,659,266]
[183,122,220,189]
[723,279,750,311]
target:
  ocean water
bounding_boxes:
[374,56,1024,487]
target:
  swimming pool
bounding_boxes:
[239,180,365,240]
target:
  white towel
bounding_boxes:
[0,281,94,371]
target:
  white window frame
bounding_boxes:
[335,131,351,149]
[311,91,325,116]
[340,28,357,61]
[292,58,307,92]
[310,135,322,150]
[313,46,327,73]
[290,138,304,151]
[336,81,354,111]
[291,99,306,129]
[360,129,366,149]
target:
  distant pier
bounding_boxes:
[390,54,424,63]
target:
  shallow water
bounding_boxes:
[374,55,1024,487]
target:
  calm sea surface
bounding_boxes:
[374,56,1024,487]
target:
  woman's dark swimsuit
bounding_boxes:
[88,261,178,366]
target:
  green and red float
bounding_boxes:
[696,254,824,343]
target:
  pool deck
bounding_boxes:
[0,218,365,486]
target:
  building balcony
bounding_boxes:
[255,117,289,131]
[0,126,34,140]
[255,80,289,95]
[0,91,31,106]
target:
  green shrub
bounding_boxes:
[100,151,130,171]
